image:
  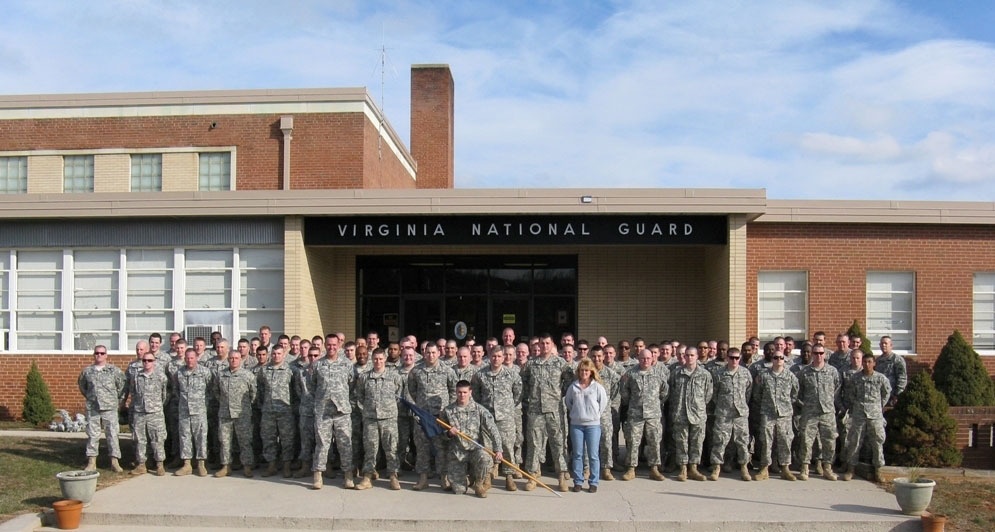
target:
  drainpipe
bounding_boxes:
[280,115,294,190]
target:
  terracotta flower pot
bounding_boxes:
[921,512,947,532]
[52,499,83,530]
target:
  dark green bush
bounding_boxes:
[932,330,995,407]
[884,371,961,467]
[845,320,873,355]
[22,361,56,425]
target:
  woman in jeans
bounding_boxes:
[564,358,609,492]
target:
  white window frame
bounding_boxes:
[63,155,94,193]
[757,270,808,341]
[198,152,232,191]
[866,271,915,354]
[0,156,27,194]
[130,153,163,192]
[0,250,9,350]
[973,272,995,355]
[72,250,122,351]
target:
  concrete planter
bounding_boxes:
[56,470,99,507]
[893,477,936,516]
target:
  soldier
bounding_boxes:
[311,333,355,489]
[123,340,154,416]
[395,346,418,471]
[257,345,297,478]
[441,339,458,367]
[619,348,670,481]
[828,334,851,371]
[214,348,257,478]
[173,347,212,476]
[128,351,168,476]
[875,336,907,407]
[520,333,570,492]
[796,345,841,481]
[292,346,319,478]
[237,339,257,370]
[471,346,522,491]
[453,346,477,383]
[149,333,169,365]
[407,344,457,491]
[835,349,863,467]
[249,344,269,466]
[355,348,406,490]
[670,346,712,481]
[752,349,799,481]
[78,345,126,472]
[470,344,486,369]
[707,347,752,481]
[202,339,231,468]
[841,352,891,482]
[164,337,187,467]
[441,380,503,498]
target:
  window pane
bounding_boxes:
[758,271,807,338]
[0,156,27,194]
[186,250,232,269]
[127,249,173,269]
[130,154,162,192]
[198,152,231,191]
[973,273,995,349]
[866,272,915,351]
[63,155,94,193]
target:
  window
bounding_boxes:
[130,154,162,192]
[973,273,995,351]
[238,248,284,335]
[758,271,807,340]
[15,251,63,350]
[73,251,120,350]
[63,155,94,193]
[0,156,27,194]
[198,152,231,191]
[0,251,8,349]
[866,272,915,352]
[125,249,174,348]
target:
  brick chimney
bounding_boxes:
[410,64,454,189]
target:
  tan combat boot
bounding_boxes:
[814,461,824,476]
[473,480,488,498]
[822,462,837,481]
[601,468,614,481]
[649,466,665,481]
[110,458,124,473]
[413,473,429,491]
[621,467,636,481]
[707,464,721,481]
[740,463,752,481]
[841,465,854,481]
[84,457,97,471]
[155,461,166,476]
[343,470,355,489]
[389,473,401,490]
[505,474,517,491]
[243,465,254,478]
[753,466,769,481]
[214,465,229,478]
[524,472,538,491]
[262,462,278,477]
[798,464,809,481]
[131,464,147,475]
[688,464,706,481]
[196,460,208,477]
[355,474,373,490]
[676,465,688,481]
[294,465,309,478]
[779,465,796,481]
[312,471,323,490]
[442,474,453,492]
[282,462,292,478]
[175,459,192,476]
[558,472,569,492]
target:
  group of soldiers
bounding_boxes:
[76,326,907,498]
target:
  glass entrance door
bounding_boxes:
[491,296,530,343]
[403,297,442,344]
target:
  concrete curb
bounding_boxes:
[0,513,41,532]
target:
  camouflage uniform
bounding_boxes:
[471,365,522,475]
[669,365,712,466]
[620,364,670,467]
[753,368,799,468]
[356,367,406,475]
[842,370,891,468]
[311,356,355,473]
[395,363,417,469]
[293,360,315,470]
[78,363,127,459]
[407,362,457,475]
[175,364,212,460]
[164,356,185,461]
[215,365,257,467]
[597,366,621,470]
[453,365,477,384]
[350,363,369,469]
[709,365,752,466]
[129,368,168,464]
[521,354,568,473]
[797,364,841,465]
[875,353,907,405]
[441,398,501,494]
[257,361,297,464]
[828,350,850,372]
[201,355,229,465]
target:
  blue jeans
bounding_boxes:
[570,424,602,486]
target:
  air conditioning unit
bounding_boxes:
[185,325,225,342]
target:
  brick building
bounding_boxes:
[1,64,994,420]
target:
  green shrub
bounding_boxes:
[22,361,56,425]
[846,319,873,355]
[884,371,961,467]
[932,330,995,407]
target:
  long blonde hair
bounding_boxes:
[575,358,602,384]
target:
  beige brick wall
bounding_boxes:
[26,155,63,193]
[94,154,130,192]
[162,152,198,192]
[284,217,325,337]
[726,214,748,343]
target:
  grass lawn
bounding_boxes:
[882,479,995,532]
[0,436,132,523]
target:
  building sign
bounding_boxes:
[304,215,727,246]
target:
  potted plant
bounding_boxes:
[893,465,936,516]
[56,470,99,507]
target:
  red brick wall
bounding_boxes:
[361,118,416,189]
[950,407,995,469]
[746,223,995,376]
[0,354,132,422]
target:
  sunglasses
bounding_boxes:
[728,356,740,360]
[772,356,784,360]
[142,359,156,363]
[620,345,630,349]
[94,351,107,355]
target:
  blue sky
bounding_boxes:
[1,0,993,200]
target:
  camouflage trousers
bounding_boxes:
[261,409,296,463]
[351,411,364,473]
[179,412,207,460]
[514,406,524,464]
[131,411,166,463]
[414,421,448,475]
[362,417,399,474]
[445,444,493,493]
[397,414,415,468]
[800,412,837,464]
[298,412,315,468]
[85,408,121,459]
[709,412,750,465]
[219,414,254,466]
[207,400,220,464]
[672,420,706,466]
[313,412,352,472]
[758,414,793,468]
[493,418,516,475]
[624,417,662,467]
[165,401,179,460]
[525,411,567,473]
[843,415,885,467]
